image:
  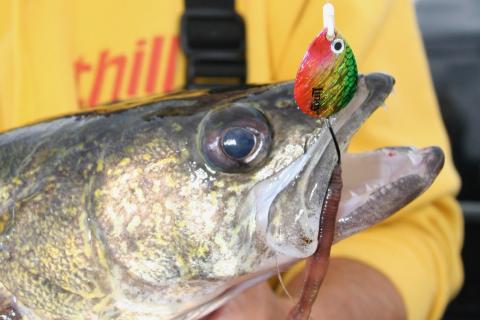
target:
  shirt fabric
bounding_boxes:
[0,1,463,319]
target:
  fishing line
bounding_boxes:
[327,118,341,165]
[275,253,294,302]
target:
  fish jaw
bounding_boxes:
[258,73,396,258]
[255,75,444,259]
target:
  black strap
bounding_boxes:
[181,0,246,89]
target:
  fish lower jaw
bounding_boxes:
[334,146,444,241]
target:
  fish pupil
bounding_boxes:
[222,128,256,159]
[334,41,343,51]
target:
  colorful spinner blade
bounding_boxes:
[294,29,358,118]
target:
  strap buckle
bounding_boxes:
[180,5,246,89]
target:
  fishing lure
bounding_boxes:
[288,4,356,319]
[288,163,342,320]
[294,3,358,118]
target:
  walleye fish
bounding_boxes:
[0,73,443,319]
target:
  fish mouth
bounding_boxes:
[335,146,444,241]
[260,73,444,259]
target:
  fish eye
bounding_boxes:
[199,106,272,173]
[222,128,257,160]
[331,38,345,54]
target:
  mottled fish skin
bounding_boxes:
[0,81,330,319]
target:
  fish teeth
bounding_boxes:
[349,191,359,198]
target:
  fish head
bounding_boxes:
[91,73,443,318]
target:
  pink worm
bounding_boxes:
[287,163,342,320]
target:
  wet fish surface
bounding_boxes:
[0,73,444,319]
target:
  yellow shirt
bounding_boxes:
[0,1,463,319]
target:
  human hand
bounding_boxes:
[202,282,292,320]
[202,258,405,320]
